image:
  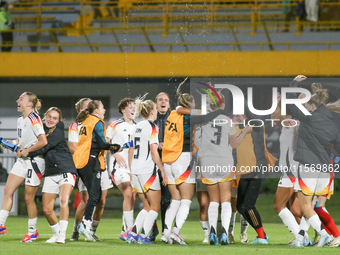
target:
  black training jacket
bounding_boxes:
[28,122,77,177]
[154,110,171,143]
[287,80,340,169]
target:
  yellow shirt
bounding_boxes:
[162,110,184,163]
[73,115,106,170]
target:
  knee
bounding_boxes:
[299,202,311,214]
[199,202,209,212]
[3,186,14,197]
[80,191,89,204]
[59,196,69,208]
[43,206,53,216]
[97,196,106,208]
[81,195,88,204]
[273,202,281,214]
[290,206,302,218]
[124,192,133,202]
[24,193,34,205]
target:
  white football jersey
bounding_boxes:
[106,118,136,171]
[17,112,45,149]
[68,122,80,143]
[130,120,159,175]
[199,114,236,160]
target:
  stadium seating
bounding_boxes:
[3,0,340,52]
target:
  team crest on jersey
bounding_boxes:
[79,126,87,135]
[135,128,142,133]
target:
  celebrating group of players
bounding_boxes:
[0,75,340,248]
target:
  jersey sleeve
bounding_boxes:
[106,121,118,140]
[149,124,159,145]
[68,123,79,143]
[29,114,45,137]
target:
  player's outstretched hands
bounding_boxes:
[114,153,127,168]
[294,75,307,82]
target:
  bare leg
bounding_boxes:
[289,192,302,224]
[25,185,40,220]
[2,174,24,211]
[42,193,58,225]
[197,191,209,221]
[59,184,74,221]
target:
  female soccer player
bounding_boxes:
[73,100,121,242]
[0,92,47,242]
[69,98,91,240]
[233,111,269,245]
[228,177,250,244]
[27,107,77,244]
[126,98,168,244]
[194,123,210,243]
[106,97,136,241]
[288,75,340,247]
[161,81,228,245]
[150,92,172,241]
[69,98,113,241]
[199,91,251,245]
[271,96,305,245]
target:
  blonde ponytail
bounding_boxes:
[176,77,193,108]
[326,99,340,113]
[135,93,154,119]
[75,100,101,122]
[309,83,329,108]
[24,92,41,113]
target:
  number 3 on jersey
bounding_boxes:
[134,137,140,159]
[211,124,222,145]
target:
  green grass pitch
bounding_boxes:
[0,217,339,255]
[2,192,340,254]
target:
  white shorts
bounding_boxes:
[200,156,235,184]
[132,169,160,193]
[78,177,86,192]
[296,164,333,196]
[277,166,298,188]
[10,157,45,186]
[164,152,195,185]
[78,169,113,192]
[112,166,131,187]
[42,173,76,194]
[101,169,114,191]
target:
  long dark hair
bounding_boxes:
[75,100,102,123]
